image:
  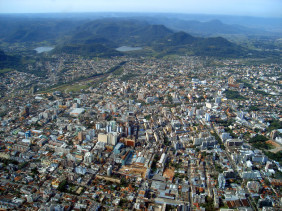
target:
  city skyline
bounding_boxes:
[0,2,281,209]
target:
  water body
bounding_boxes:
[34,46,54,53]
[116,46,142,52]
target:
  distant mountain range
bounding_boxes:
[0,17,85,43]
[68,20,172,45]
[149,19,266,36]
[0,15,281,59]
[53,19,247,58]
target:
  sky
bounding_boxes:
[0,0,281,17]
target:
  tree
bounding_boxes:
[201,196,214,211]
[57,179,68,192]
[18,162,28,169]
[249,135,268,143]
[224,90,246,100]
[144,114,151,121]
[105,115,112,121]
[31,167,39,175]
[120,177,129,187]
[267,119,282,132]
[249,135,272,150]
[249,105,259,111]
[167,95,173,103]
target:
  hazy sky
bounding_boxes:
[0,0,281,17]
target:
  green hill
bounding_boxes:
[64,19,247,58]
[0,50,21,70]
[193,37,245,57]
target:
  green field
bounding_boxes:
[0,68,13,74]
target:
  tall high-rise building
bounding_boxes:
[98,134,108,144]
[95,123,101,130]
[218,174,226,189]
[107,165,113,176]
[110,121,117,132]
[205,113,210,122]
[78,132,84,142]
[89,129,95,139]
[117,125,123,133]
[215,97,221,104]
[106,125,112,133]
[84,152,94,164]
[25,131,31,139]
[108,132,118,146]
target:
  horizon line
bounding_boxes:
[0,11,281,19]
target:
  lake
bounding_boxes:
[116,46,142,52]
[34,46,54,53]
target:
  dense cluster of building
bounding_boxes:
[0,55,281,210]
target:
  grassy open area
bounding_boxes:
[40,81,92,93]
[61,83,91,93]
[224,90,247,100]
[0,68,13,74]
[40,61,127,93]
